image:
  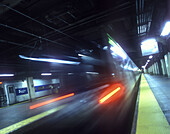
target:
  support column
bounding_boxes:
[26,77,35,100]
[152,64,155,75]
[161,58,167,76]
[154,63,157,75]
[156,62,160,75]
[164,53,170,77]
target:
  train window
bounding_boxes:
[37,86,45,91]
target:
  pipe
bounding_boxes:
[0,4,75,40]
[19,2,132,46]
[37,3,134,41]
[0,23,69,48]
[0,39,34,48]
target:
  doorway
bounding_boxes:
[7,86,16,104]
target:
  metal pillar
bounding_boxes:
[161,58,167,76]
[164,52,170,77]
[26,77,35,100]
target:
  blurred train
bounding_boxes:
[0,34,141,105]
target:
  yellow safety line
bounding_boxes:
[0,105,66,134]
[136,74,170,134]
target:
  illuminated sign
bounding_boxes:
[141,38,159,56]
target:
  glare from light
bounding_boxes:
[132,67,138,71]
[161,21,170,36]
[0,74,14,77]
[41,73,52,76]
[103,46,108,50]
[149,55,153,59]
[86,72,99,75]
[99,87,120,104]
[142,66,145,69]
[112,73,115,76]
[109,40,127,60]
[19,55,80,65]
[147,60,150,62]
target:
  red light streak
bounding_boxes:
[99,87,120,104]
[99,84,125,104]
[30,93,74,109]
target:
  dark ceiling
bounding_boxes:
[0,0,168,74]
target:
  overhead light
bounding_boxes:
[0,74,14,77]
[103,46,108,50]
[147,60,150,62]
[19,55,80,65]
[86,72,99,75]
[78,54,87,57]
[41,73,52,76]
[141,66,144,68]
[161,21,170,36]
[149,55,153,59]
[68,73,74,75]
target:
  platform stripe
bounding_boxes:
[0,105,66,134]
[136,74,170,134]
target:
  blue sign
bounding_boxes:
[15,88,28,96]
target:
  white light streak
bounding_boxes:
[19,55,80,65]
[86,72,99,75]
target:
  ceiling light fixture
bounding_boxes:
[149,55,153,59]
[161,21,170,36]
[41,73,52,76]
[0,74,14,77]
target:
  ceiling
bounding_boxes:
[0,0,168,75]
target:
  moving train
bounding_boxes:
[0,34,141,106]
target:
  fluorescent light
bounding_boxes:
[68,73,74,75]
[0,74,14,77]
[86,72,99,75]
[41,73,52,76]
[78,54,87,57]
[19,55,80,65]
[161,21,170,36]
[149,55,153,59]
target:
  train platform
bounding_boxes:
[0,79,140,134]
[132,74,170,134]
